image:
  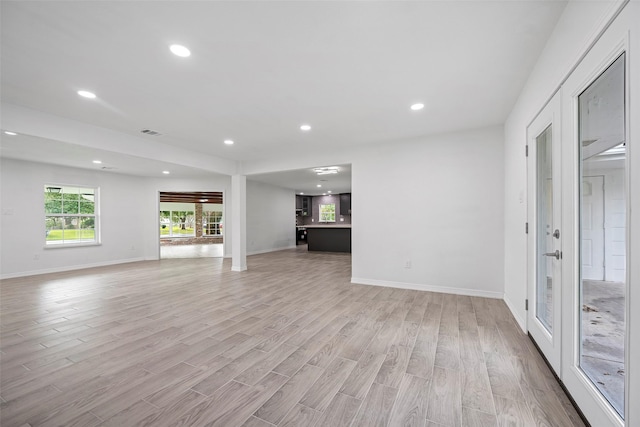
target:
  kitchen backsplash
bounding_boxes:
[299,194,351,225]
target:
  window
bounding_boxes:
[203,211,223,236]
[45,185,98,246]
[319,204,336,222]
[159,210,195,237]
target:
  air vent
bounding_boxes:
[140,129,162,136]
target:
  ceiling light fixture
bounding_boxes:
[317,184,322,188]
[4,131,17,136]
[224,139,234,145]
[92,160,102,164]
[313,166,339,175]
[328,190,332,193]
[77,90,97,99]
[300,124,311,131]
[162,171,170,175]
[410,103,424,111]
[300,192,304,195]
[169,44,191,57]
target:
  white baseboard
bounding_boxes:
[350,276,504,299]
[503,294,527,332]
[0,257,147,280]
[247,245,297,256]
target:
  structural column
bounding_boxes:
[231,174,247,271]
[195,203,203,237]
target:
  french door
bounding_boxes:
[527,3,636,425]
[560,26,629,427]
[527,92,563,374]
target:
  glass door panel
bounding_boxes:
[578,53,626,418]
[536,125,555,333]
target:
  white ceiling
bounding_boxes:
[0,1,567,194]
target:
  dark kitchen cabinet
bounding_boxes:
[301,196,312,217]
[339,193,351,215]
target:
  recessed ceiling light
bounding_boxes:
[77,90,97,99]
[162,171,170,175]
[92,160,102,164]
[410,103,424,111]
[300,192,304,195]
[224,139,234,145]
[313,166,339,175]
[300,124,311,131]
[328,190,332,193]
[4,131,17,136]
[169,44,191,57]
[322,193,326,196]
[317,184,322,188]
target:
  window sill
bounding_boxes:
[44,242,102,249]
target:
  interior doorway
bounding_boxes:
[159,191,224,259]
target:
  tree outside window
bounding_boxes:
[159,210,195,237]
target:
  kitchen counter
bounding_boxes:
[305,225,351,253]
[300,224,351,228]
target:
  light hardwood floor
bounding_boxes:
[1,248,584,426]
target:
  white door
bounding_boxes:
[561,8,632,424]
[581,175,605,280]
[527,92,562,374]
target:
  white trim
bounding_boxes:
[504,294,527,332]
[0,257,147,280]
[247,245,298,257]
[350,277,503,300]
[43,243,102,249]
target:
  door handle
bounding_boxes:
[543,250,560,260]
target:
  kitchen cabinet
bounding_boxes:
[339,193,351,215]
[306,225,351,253]
[301,196,312,217]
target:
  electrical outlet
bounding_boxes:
[404,260,411,269]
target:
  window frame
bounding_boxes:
[44,185,100,248]
[319,203,336,222]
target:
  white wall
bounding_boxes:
[0,158,148,277]
[352,126,505,298]
[0,158,232,277]
[246,180,296,255]
[503,0,625,328]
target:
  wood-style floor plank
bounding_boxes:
[0,248,585,427]
[387,373,429,427]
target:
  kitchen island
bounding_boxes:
[305,225,351,253]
